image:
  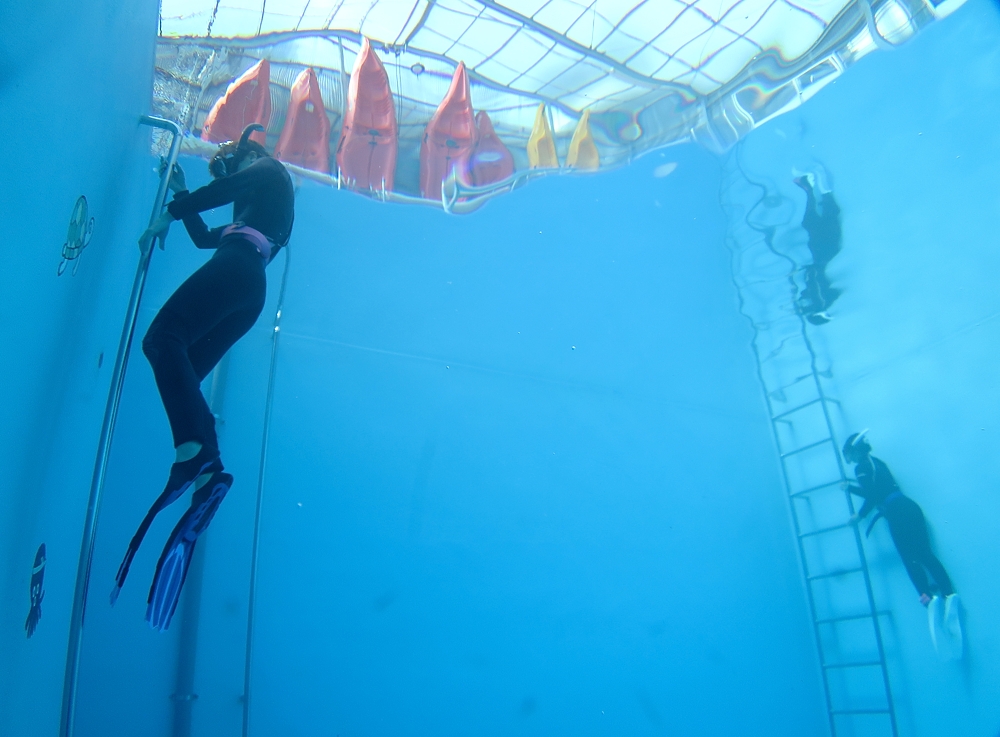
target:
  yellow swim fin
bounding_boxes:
[527,104,558,169]
[566,110,599,171]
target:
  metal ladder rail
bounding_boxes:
[749,335,837,737]
[719,150,897,736]
[767,298,897,736]
[749,262,897,737]
[757,297,897,737]
[796,329,899,737]
[773,397,897,732]
[60,115,183,737]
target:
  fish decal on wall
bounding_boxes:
[25,543,46,638]
[58,195,94,276]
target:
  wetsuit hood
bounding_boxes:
[843,430,871,462]
[209,123,266,179]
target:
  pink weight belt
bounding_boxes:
[221,223,273,261]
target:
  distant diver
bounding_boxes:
[25,543,46,638]
[842,431,962,654]
[111,124,294,630]
[792,167,842,325]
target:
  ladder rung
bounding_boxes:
[772,397,821,421]
[831,708,890,715]
[790,480,843,497]
[823,660,883,669]
[780,437,832,458]
[808,567,863,582]
[815,612,887,625]
[771,373,811,390]
[799,522,850,538]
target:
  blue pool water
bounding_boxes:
[2,1,1000,736]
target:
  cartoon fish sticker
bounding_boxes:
[25,543,46,638]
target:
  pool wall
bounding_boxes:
[734,1,1000,733]
[0,2,162,736]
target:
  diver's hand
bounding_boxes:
[159,158,187,193]
[139,211,175,253]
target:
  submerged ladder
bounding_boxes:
[720,151,898,737]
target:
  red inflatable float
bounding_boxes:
[419,62,476,200]
[274,67,331,173]
[469,111,514,187]
[201,59,271,146]
[336,37,398,191]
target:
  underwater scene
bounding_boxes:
[2,0,1000,735]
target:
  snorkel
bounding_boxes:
[209,123,266,179]
[842,429,871,463]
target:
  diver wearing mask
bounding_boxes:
[842,431,961,654]
[843,431,954,605]
[113,124,294,630]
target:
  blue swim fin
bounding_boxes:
[145,471,233,631]
[111,447,222,606]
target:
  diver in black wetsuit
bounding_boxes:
[842,432,954,606]
[111,124,295,630]
[793,170,842,325]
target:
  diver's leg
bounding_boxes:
[818,193,840,220]
[814,269,841,313]
[117,279,229,602]
[900,555,931,597]
[115,247,261,605]
[187,245,266,447]
[141,249,255,495]
[188,306,266,449]
[144,244,265,450]
[143,305,215,450]
[798,266,822,314]
[189,303,266,381]
[822,276,842,310]
[801,187,821,232]
[889,500,933,597]
[919,552,954,596]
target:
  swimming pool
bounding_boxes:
[1,1,997,735]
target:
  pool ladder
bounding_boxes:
[721,151,899,737]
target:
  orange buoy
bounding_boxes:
[469,111,514,187]
[274,68,331,173]
[336,37,398,191]
[202,59,271,146]
[420,62,476,200]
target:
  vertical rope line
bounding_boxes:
[206,0,222,36]
[241,240,292,737]
[256,0,267,37]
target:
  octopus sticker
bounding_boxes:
[58,195,94,276]
[25,543,46,638]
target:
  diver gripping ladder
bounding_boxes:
[721,153,898,737]
[60,116,183,737]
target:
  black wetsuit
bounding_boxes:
[142,156,294,451]
[847,454,953,597]
[798,187,842,318]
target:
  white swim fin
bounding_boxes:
[944,594,964,659]
[791,168,815,191]
[791,165,832,195]
[812,164,832,195]
[927,595,943,654]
